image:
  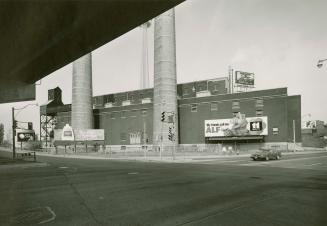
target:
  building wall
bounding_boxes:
[287,95,302,143]
[52,80,301,146]
[94,103,153,145]
[178,88,295,144]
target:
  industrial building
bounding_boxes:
[40,76,301,150]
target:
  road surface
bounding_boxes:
[0,152,326,226]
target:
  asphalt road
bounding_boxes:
[0,152,326,226]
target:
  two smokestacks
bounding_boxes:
[71,9,178,146]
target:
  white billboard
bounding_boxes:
[205,116,268,137]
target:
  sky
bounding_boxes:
[1,0,327,138]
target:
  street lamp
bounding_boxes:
[317,59,327,68]
[12,103,38,158]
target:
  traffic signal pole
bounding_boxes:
[12,107,16,158]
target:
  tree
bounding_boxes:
[0,123,4,145]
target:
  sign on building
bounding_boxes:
[61,124,74,141]
[205,116,268,137]
[55,124,104,141]
[235,71,255,86]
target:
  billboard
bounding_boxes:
[205,116,268,137]
[17,132,35,142]
[235,71,254,86]
[55,124,104,141]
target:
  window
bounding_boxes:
[120,132,127,141]
[183,88,189,95]
[191,104,197,112]
[121,111,127,118]
[256,99,264,107]
[141,109,147,116]
[111,112,117,119]
[273,128,279,135]
[256,110,263,116]
[232,101,240,109]
[131,110,137,118]
[211,102,218,111]
[214,84,219,91]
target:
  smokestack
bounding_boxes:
[72,53,93,129]
[140,21,151,89]
[153,8,178,148]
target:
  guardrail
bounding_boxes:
[16,151,36,162]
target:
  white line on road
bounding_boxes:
[304,163,322,166]
[128,172,139,175]
[38,206,56,224]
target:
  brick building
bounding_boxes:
[41,77,301,149]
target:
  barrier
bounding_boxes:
[16,151,36,162]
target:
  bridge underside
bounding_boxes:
[0,0,184,103]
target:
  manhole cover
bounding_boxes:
[12,206,56,225]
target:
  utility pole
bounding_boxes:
[12,107,16,159]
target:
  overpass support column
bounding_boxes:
[153,8,178,149]
[72,53,93,129]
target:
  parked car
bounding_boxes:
[251,149,282,161]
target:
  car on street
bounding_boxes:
[251,149,282,161]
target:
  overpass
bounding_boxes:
[0,0,185,103]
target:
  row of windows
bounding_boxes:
[190,99,264,113]
[102,109,148,119]
[183,84,222,95]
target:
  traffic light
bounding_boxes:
[13,120,17,129]
[168,127,173,141]
[161,111,166,122]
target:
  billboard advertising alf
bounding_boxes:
[235,71,255,86]
[205,116,268,137]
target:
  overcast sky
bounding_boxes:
[1,0,327,137]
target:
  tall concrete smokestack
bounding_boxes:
[72,53,93,129]
[153,8,178,148]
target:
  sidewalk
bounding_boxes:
[1,146,326,163]
[0,148,48,169]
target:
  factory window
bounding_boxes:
[191,104,197,112]
[256,99,264,107]
[273,128,279,135]
[213,84,219,91]
[211,103,218,111]
[256,110,263,116]
[121,111,127,118]
[120,132,127,141]
[111,112,117,119]
[232,101,240,109]
[183,88,189,96]
[131,110,137,118]
[141,109,147,116]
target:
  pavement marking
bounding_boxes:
[304,163,322,166]
[59,166,69,169]
[12,206,56,225]
[39,207,56,224]
[128,172,139,175]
